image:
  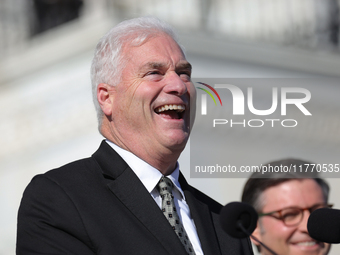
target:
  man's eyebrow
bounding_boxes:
[140,62,192,70]
[177,62,192,70]
[141,62,167,70]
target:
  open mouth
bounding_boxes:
[291,240,324,250]
[155,104,185,119]
[295,241,318,247]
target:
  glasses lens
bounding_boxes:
[281,208,302,226]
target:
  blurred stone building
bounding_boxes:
[0,0,340,254]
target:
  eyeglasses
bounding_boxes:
[258,203,333,226]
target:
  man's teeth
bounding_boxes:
[296,241,316,246]
[155,104,185,113]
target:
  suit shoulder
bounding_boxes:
[45,157,99,179]
[21,156,106,213]
[29,157,103,192]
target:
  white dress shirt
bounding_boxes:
[106,140,204,255]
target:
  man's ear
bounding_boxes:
[97,83,115,116]
[250,222,263,248]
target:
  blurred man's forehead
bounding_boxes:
[261,179,325,212]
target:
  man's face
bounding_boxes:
[253,179,330,255]
[105,34,195,167]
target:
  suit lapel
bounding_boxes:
[180,174,222,255]
[92,141,187,255]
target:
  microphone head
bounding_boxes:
[308,208,340,244]
[220,201,258,239]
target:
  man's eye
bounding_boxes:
[179,73,191,81]
[282,210,300,219]
[144,71,163,81]
[148,71,161,75]
[180,72,190,76]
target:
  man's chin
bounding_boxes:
[164,137,189,153]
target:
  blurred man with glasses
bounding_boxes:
[242,158,331,255]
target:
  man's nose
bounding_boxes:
[163,72,188,96]
[297,209,310,232]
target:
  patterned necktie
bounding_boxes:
[157,177,196,255]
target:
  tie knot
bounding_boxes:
[157,177,173,195]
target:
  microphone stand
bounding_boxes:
[237,221,279,255]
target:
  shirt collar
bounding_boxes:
[105,140,184,198]
[166,167,185,199]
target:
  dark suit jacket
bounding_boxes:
[17,141,253,255]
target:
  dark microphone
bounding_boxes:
[308,208,340,243]
[220,202,279,255]
[220,202,257,238]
